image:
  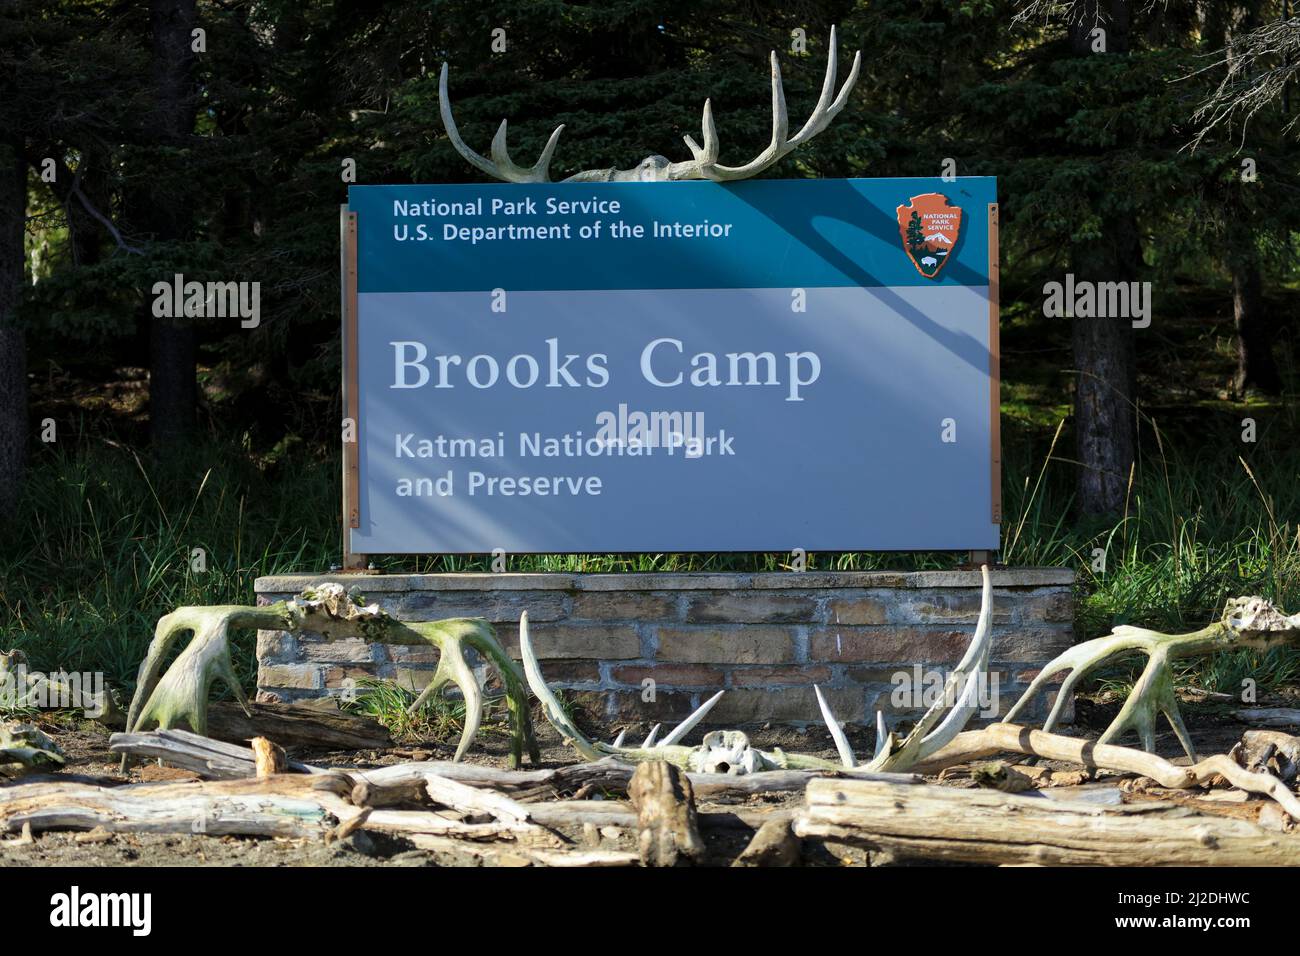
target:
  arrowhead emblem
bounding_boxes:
[896,193,964,279]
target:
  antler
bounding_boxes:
[687,24,861,181]
[438,27,861,184]
[438,63,565,183]
[816,564,995,772]
[518,565,994,776]
[1003,595,1300,761]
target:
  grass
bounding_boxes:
[342,676,509,742]
[0,437,339,694]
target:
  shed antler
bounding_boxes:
[519,566,994,775]
[1004,596,1300,761]
[439,26,861,183]
[687,25,861,181]
[818,564,995,772]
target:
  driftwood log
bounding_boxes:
[109,729,316,779]
[107,732,855,824]
[0,763,784,847]
[205,700,391,750]
[733,817,801,867]
[794,777,1300,866]
[915,723,1300,820]
[398,834,638,867]
[1235,708,1300,729]
[628,761,705,866]
[251,737,287,777]
[351,757,916,800]
[0,774,357,839]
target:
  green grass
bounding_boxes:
[342,676,509,742]
[0,438,338,693]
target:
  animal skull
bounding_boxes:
[688,730,774,775]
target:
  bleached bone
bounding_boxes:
[1005,594,1300,761]
[814,685,856,769]
[127,585,539,769]
[611,729,626,748]
[518,566,996,775]
[872,711,892,762]
[440,27,860,183]
[657,691,725,747]
[866,564,994,771]
[688,730,768,775]
[642,724,660,748]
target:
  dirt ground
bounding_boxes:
[0,696,1291,867]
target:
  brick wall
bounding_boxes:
[253,569,1074,729]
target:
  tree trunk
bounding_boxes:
[1218,5,1280,398]
[149,315,197,444]
[1069,1,1137,518]
[65,152,107,268]
[1229,236,1281,396]
[1071,268,1137,517]
[145,0,198,446]
[0,143,26,518]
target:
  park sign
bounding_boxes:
[341,176,1000,556]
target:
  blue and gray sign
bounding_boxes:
[346,177,999,553]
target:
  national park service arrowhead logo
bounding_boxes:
[896,193,964,279]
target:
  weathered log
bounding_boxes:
[528,848,640,867]
[733,816,801,867]
[421,773,531,823]
[354,756,900,800]
[364,799,777,842]
[351,778,430,809]
[794,777,1300,866]
[0,762,787,867]
[205,699,391,750]
[360,809,552,843]
[629,761,705,866]
[1235,729,1300,781]
[915,723,1300,820]
[692,769,907,797]
[109,729,314,779]
[1235,708,1300,729]
[525,800,634,828]
[351,758,630,800]
[400,833,637,866]
[0,774,357,839]
[251,737,287,777]
[449,800,788,833]
[109,731,846,820]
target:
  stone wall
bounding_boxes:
[253,568,1074,729]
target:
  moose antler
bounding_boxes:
[439,26,861,183]
[125,584,540,768]
[520,566,995,775]
[1004,596,1300,761]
